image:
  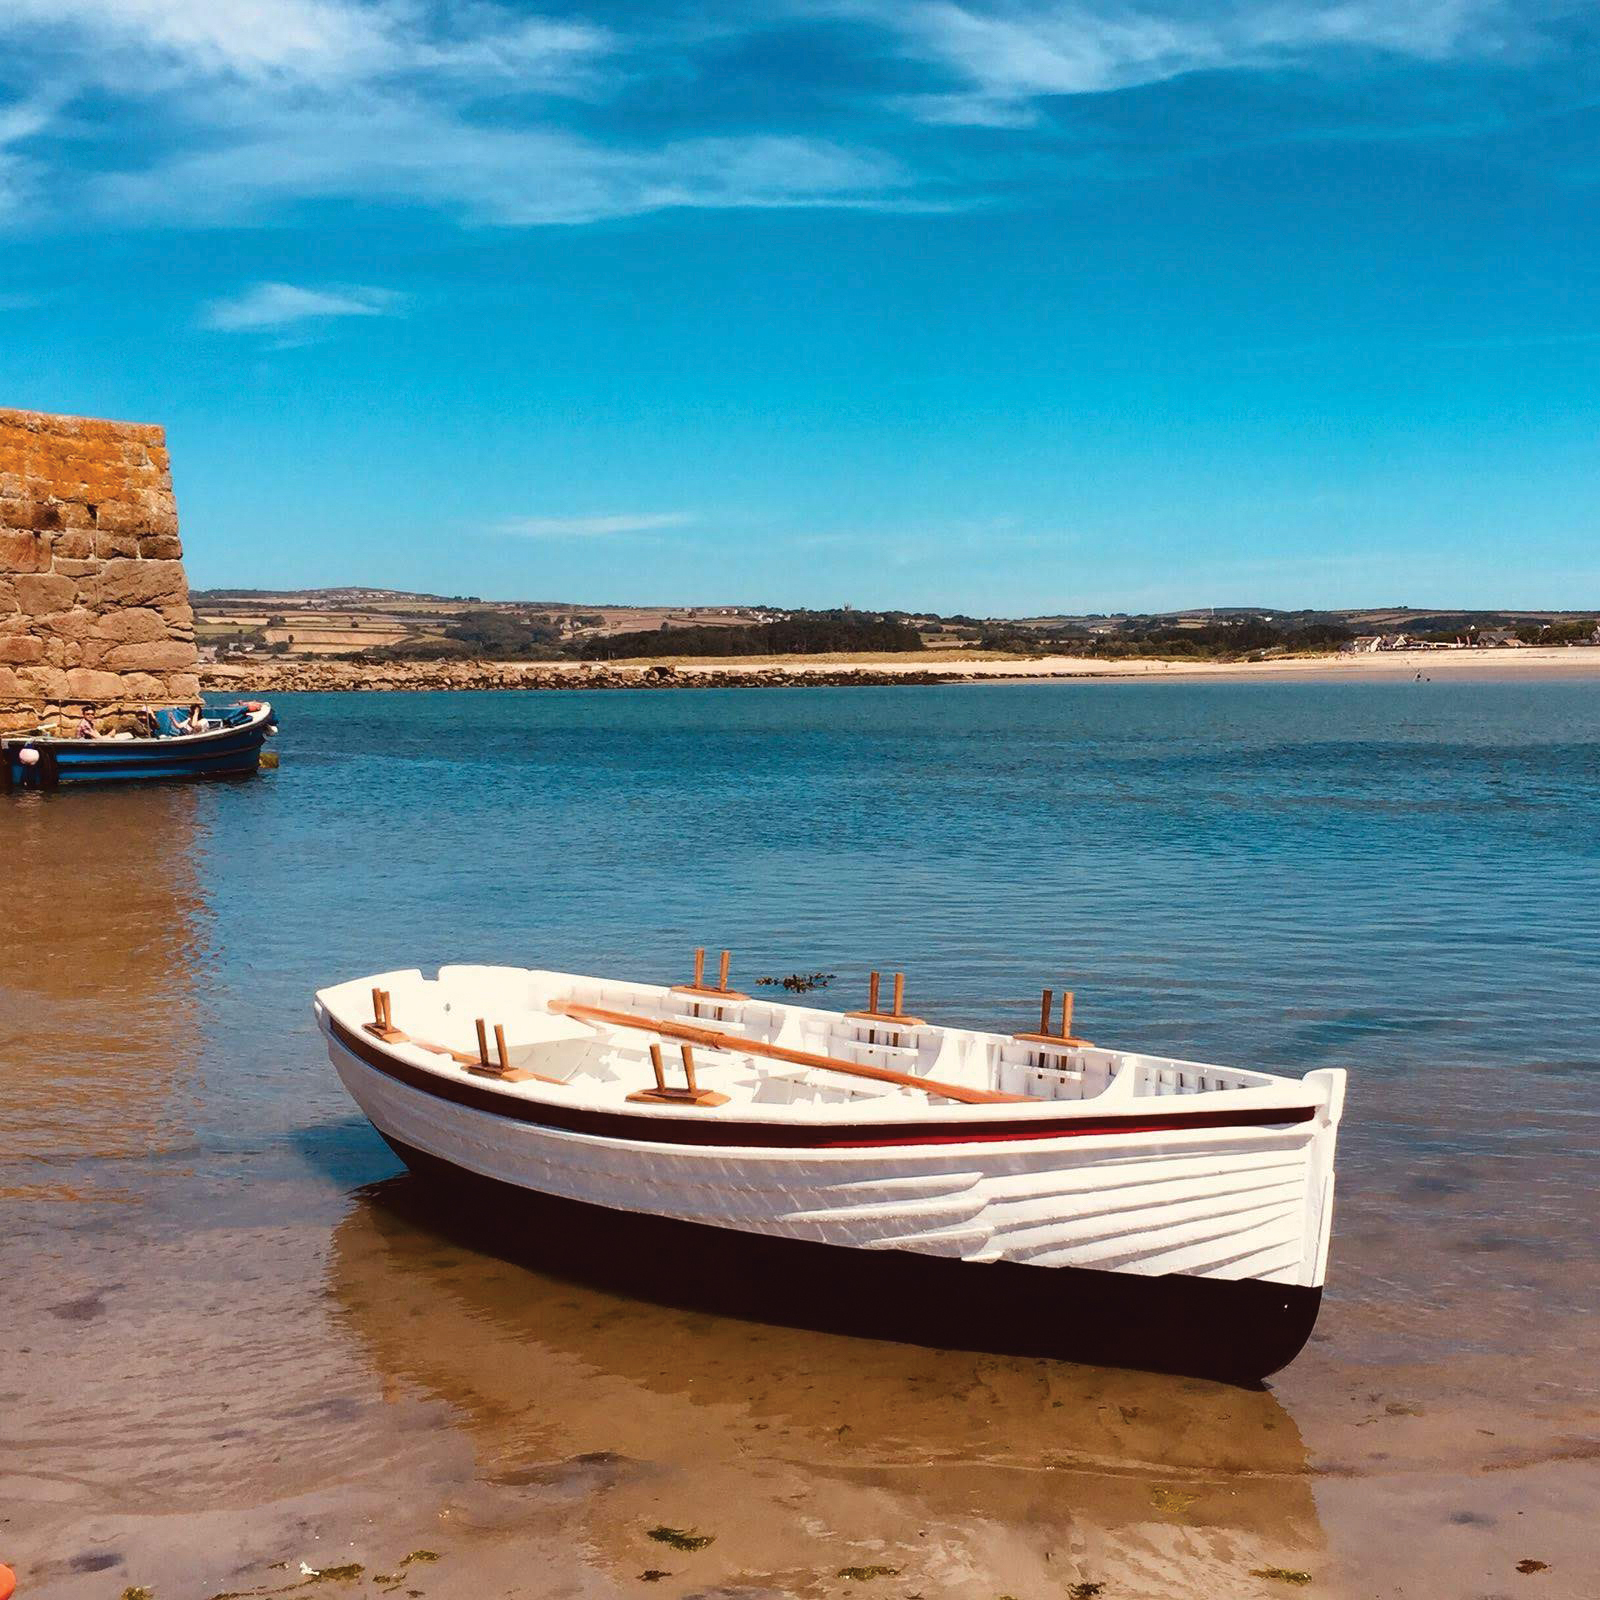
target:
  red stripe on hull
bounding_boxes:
[328,1016,1316,1149]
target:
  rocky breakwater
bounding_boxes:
[203,659,968,694]
[0,407,198,735]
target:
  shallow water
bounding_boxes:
[3,681,1596,1597]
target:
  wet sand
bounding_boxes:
[4,698,1597,1600]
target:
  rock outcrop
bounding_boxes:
[202,659,970,694]
[0,407,198,734]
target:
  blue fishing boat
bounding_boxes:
[1,701,276,790]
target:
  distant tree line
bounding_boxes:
[975,616,1358,659]
[577,612,925,659]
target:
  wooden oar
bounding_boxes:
[550,1000,1031,1106]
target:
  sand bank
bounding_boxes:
[203,645,1600,695]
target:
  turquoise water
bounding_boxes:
[5,678,1598,1596]
[9,680,1599,1277]
[230,680,1600,1071]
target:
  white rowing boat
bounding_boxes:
[315,954,1345,1379]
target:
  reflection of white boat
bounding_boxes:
[315,958,1346,1380]
[330,1188,1328,1597]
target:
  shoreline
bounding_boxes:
[202,645,1600,695]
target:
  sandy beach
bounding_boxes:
[203,645,1600,696]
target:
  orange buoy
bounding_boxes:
[0,1559,17,1599]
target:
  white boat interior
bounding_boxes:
[317,963,1320,1123]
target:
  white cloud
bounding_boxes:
[865,0,1534,124]
[100,98,910,227]
[201,280,403,330]
[0,0,608,86]
[0,0,911,227]
[496,512,695,538]
[0,0,1552,227]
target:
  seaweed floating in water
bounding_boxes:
[837,1567,900,1581]
[122,1590,154,1600]
[1250,1569,1313,1586]
[756,972,836,993]
[1516,1560,1549,1575]
[639,1572,671,1583]
[304,1566,364,1584]
[647,1527,715,1552]
[1068,1585,1106,1598]
[400,1552,439,1565]
[1149,1486,1201,1516]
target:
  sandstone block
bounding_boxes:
[1,500,43,531]
[0,634,46,664]
[167,672,201,701]
[137,535,184,561]
[91,606,169,644]
[119,672,171,700]
[93,529,142,559]
[95,500,160,536]
[53,530,94,560]
[65,667,126,701]
[103,640,196,672]
[40,608,100,642]
[0,529,52,571]
[15,664,69,700]
[93,558,188,609]
[17,572,77,614]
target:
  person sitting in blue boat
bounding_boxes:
[74,709,98,740]
[144,705,198,738]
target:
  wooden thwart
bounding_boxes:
[1014,985,1094,1049]
[365,988,403,1043]
[845,969,926,1032]
[627,1041,730,1107]
[672,945,748,1003]
[554,999,1030,1105]
[361,990,559,1082]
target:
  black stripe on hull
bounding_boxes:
[331,1016,1317,1150]
[378,1133,1324,1383]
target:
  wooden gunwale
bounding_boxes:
[326,1012,1318,1149]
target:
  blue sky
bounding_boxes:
[2,0,1598,613]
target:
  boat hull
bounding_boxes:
[379,1131,1323,1381]
[326,1017,1338,1380]
[1,709,272,789]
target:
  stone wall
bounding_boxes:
[0,406,198,734]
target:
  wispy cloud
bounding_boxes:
[0,0,910,228]
[869,0,1537,125]
[201,280,403,330]
[0,0,1562,229]
[102,112,909,227]
[496,512,695,539]
[1,0,608,87]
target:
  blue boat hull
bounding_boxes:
[2,711,273,789]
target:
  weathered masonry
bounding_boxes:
[0,406,198,735]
